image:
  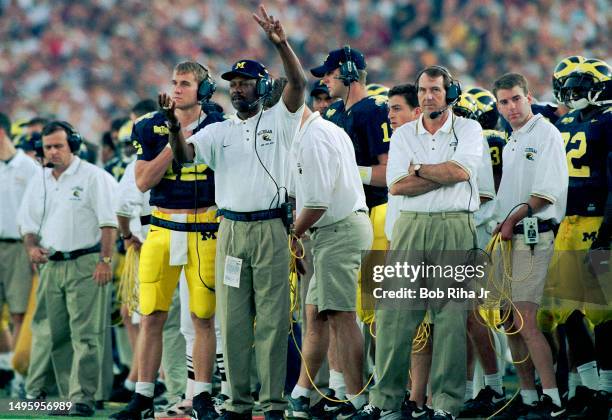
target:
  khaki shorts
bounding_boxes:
[509,230,555,305]
[0,241,33,313]
[306,212,373,312]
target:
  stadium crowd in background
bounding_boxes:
[1,0,609,144]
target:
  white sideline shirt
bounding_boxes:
[291,112,367,228]
[188,100,304,212]
[0,150,40,239]
[386,111,483,212]
[493,113,568,224]
[116,160,151,241]
[18,157,118,252]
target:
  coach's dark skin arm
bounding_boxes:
[253,5,306,112]
[158,94,195,164]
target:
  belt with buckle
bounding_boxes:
[513,219,555,235]
[218,208,282,222]
[49,244,101,261]
[150,216,219,232]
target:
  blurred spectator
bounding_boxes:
[0,0,609,141]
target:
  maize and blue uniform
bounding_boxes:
[540,106,612,330]
[132,110,224,318]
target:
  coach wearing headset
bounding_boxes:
[166,6,306,420]
[18,121,118,417]
[359,66,483,420]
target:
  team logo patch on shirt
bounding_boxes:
[325,108,336,118]
[258,129,274,145]
[70,186,84,200]
[525,147,537,161]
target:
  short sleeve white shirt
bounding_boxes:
[493,114,568,224]
[18,157,118,252]
[291,112,367,227]
[188,100,304,212]
[116,160,151,241]
[386,111,483,212]
[0,150,40,239]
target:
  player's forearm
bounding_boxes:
[135,150,173,192]
[276,40,307,112]
[369,163,387,187]
[168,130,195,164]
[389,176,441,197]
[418,162,469,185]
[294,208,326,237]
[99,227,116,259]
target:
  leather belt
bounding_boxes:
[49,244,101,261]
[151,216,219,232]
[218,208,282,222]
[0,238,20,243]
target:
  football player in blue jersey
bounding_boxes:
[111,61,224,420]
[468,87,506,190]
[547,58,612,418]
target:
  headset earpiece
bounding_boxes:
[38,121,82,155]
[255,71,273,98]
[339,45,359,86]
[196,63,217,103]
[415,65,462,105]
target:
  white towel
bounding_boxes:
[169,214,188,266]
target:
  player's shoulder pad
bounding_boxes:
[324,101,343,119]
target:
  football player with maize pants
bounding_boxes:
[544,58,612,417]
[110,61,224,420]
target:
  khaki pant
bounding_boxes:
[162,286,187,399]
[216,218,289,413]
[370,212,473,415]
[43,253,109,408]
[25,274,58,397]
[0,241,33,313]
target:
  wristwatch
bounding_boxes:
[120,232,133,240]
[413,164,422,177]
[99,256,112,265]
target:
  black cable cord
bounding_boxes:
[36,165,47,241]
[251,102,283,211]
[192,108,214,292]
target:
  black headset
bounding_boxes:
[415,65,462,105]
[339,45,360,86]
[35,120,82,157]
[255,70,273,99]
[196,63,216,103]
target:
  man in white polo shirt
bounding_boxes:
[18,121,117,417]
[490,73,568,419]
[166,6,306,420]
[285,106,373,418]
[361,66,483,420]
[0,112,38,352]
